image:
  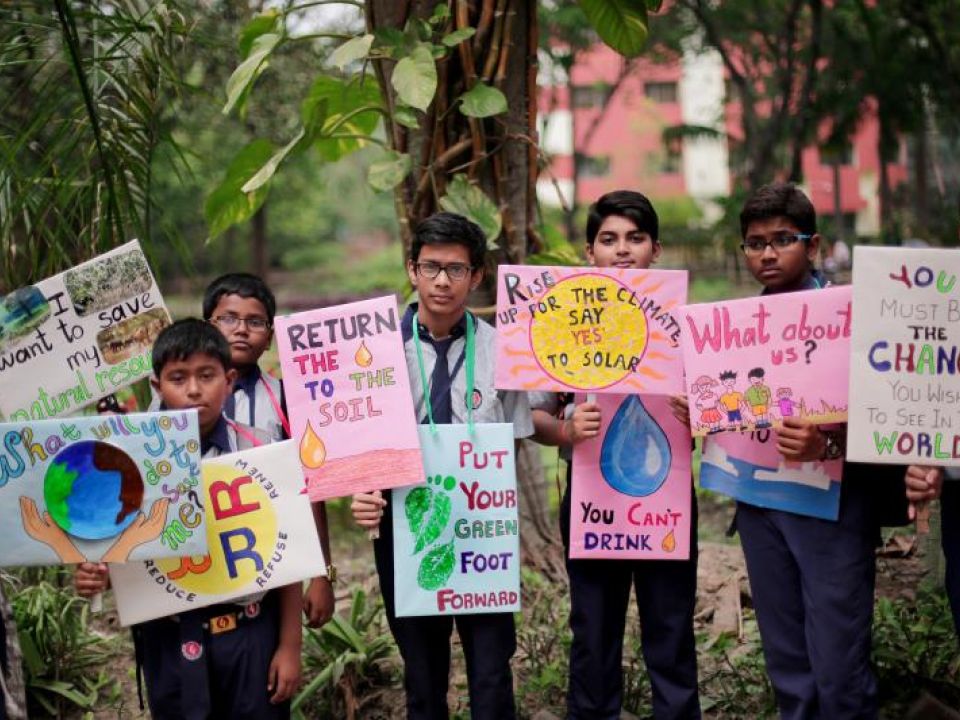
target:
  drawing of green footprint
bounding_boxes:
[405,474,456,591]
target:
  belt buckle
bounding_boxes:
[209,612,238,635]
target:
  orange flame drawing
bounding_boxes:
[661,529,676,553]
[299,421,327,469]
[354,341,373,367]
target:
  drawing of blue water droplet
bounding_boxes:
[600,396,672,497]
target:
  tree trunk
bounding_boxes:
[913,117,929,237]
[251,205,268,281]
[366,0,561,572]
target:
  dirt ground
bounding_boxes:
[89,493,938,720]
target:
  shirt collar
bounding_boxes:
[401,302,470,343]
[234,364,262,395]
[202,415,232,456]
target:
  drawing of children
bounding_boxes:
[777,387,796,418]
[692,375,723,433]
[718,370,745,430]
[745,367,773,428]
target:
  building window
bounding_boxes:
[821,140,855,166]
[662,145,683,174]
[571,83,610,109]
[644,81,678,104]
[579,154,611,178]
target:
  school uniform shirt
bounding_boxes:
[224,366,288,442]
[401,305,534,438]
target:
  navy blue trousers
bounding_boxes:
[374,495,517,720]
[560,484,701,720]
[941,481,960,639]
[135,594,289,720]
[736,484,878,720]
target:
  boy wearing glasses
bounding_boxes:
[732,183,905,719]
[351,212,533,719]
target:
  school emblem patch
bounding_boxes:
[181,641,203,662]
[244,602,261,619]
[467,389,483,410]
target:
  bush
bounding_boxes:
[5,568,121,717]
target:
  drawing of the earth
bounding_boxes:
[43,441,144,540]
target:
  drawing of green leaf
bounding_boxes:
[414,491,451,553]
[417,539,455,591]
[404,486,432,537]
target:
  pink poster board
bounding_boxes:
[570,394,691,560]
[275,296,423,501]
[494,265,687,395]
[679,286,851,437]
[700,430,842,520]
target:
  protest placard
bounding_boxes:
[679,286,851,436]
[0,410,204,566]
[848,247,960,464]
[494,265,686,394]
[570,394,691,559]
[393,424,520,617]
[111,440,325,625]
[0,240,171,421]
[275,296,423,501]
[700,430,843,520]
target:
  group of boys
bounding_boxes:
[33,182,950,720]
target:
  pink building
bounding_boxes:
[537,44,907,235]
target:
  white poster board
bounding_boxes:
[0,240,170,421]
[111,441,325,625]
[848,246,960,465]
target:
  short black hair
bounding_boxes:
[747,367,765,379]
[152,318,232,377]
[739,183,817,239]
[586,190,659,245]
[719,370,737,382]
[410,212,487,269]
[203,273,276,321]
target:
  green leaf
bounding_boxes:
[330,34,374,70]
[417,539,455,590]
[439,175,502,248]
[223,32,281,115]
[430,4,451,24]
[204,139,274,240]
[368,151,412,191]
[238,11,280,59]
[579,0,650,58]
[414,491,451,553]
[442,28,477,47]
[404,486,433,536]
[301,76,382,161]
[393,105,420,129]
[241,128,306,193]
[645,0,664,11]
[391,44,438,111]
[459,82,508,118]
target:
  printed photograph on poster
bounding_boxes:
[494,265,687,395]
[0,410,205,567]
[393,424,520,617]
[0,240,172,422]
[110,441,326,626]
[847,247,960,465]
[570,394,691,560]
[679,286,851,437]
[275,295,423,501]
[700,430,842,520]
